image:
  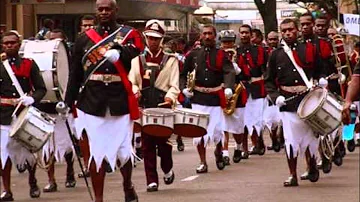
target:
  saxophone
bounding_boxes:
[223,48,245,115]
[186,64,196,92]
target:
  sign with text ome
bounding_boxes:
[343,14,360,36]
[10,0,65,4]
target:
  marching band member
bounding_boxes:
[1,31,47,200]
[350,42,360,68]
[38,29,76,193]
[181,24,235,173]
[64,0,144,201]
[129,19,179,192]
[265,18,324,186]
[264,31,282,152]
[219,30,247,165]
[238,24,268,156]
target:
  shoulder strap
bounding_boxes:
[281,40,313,88]
[85,29,103,44]
[2,59,25,96]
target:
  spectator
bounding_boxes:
[36,18,54,40]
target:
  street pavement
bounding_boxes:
[2,136,359,202]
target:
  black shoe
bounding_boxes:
[29,184,40,198]
[333,151,343,167]
[146,183,158,192]
[163,171,175,185]
[347,139,356,152]
[233,149,242,163]
[249,147,259,155]
[272,141,281,152]
[135,148,143,159]
[241,151,249,159]
[43,182,58,193]
[308,169,320,183]
[196,164,208,174]
[257,136,266,156]
[266,145,274,150]
[0,192,14,201]
[223,156,230,166]
[283,176,298,187]
[125,187,138,202]
[214,151,225,170]
[177,140,185,152]
[105,162,113,173]
[65,175,76,188]
[322,158,332,174]
[300,172,309,180]
[78,170,90,178]
[16,164,27,173]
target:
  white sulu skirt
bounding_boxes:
[244,96,265,135]
[280,112,319,158]
[221,107,245,135]
[1,124,36,169]
[263,99,281,131]
[74,108,133,172]
[192,104,223,147]
[42,114,75,163]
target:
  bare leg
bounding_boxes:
[89,159,106,202]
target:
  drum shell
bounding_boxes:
[9,107,55,153]
[19,39,69,103]
[173,108,209,138]
[297,88,342,135]
[141,108,174,137]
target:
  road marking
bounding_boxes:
[181,175,199,182]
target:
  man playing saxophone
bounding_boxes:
[218,30,248,165]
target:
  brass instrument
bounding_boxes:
[331,34,352,82]
[186,68,196,92]
[224,48,237,63]
[224,82,245,115]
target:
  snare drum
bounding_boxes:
[19,39,69,102]
[142,108,174,137]
[173,108,209,138]
[9,106,55,153]
[297,87,343,135]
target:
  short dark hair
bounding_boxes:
[202,24,216,35]
[239,24,252,33]
[280,18,298,29]
[81,15,96,22]
[315,15,329,25]
[299,12,314,22]
[43,19,54,28]
[252,28,263,40]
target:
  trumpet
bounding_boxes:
[186,68,196,92]
[223,48,237,63]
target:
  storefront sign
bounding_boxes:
[343,13,360,36]
[281,10,295,18]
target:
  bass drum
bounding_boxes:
[19,39,69,102]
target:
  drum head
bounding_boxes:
[297,88,326,119]
[174,108,209,116]
[174,124,206,138]
[142,125,172,137]
[143,108,174,116]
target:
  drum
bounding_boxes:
[297,87,343,135]
[9,106,55,153]
[173,108,209,138]
[19,39,69,102]
[141,108,174,137]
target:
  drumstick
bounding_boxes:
[11,93,27,117]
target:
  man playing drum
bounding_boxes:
[129,19,179,192]
[218,30,247,165]
[238,24,268,157]
[0,31,47,201]
[38,29,76,193]
[264,18,326,187]
[64,0,144,201]
[181,24,235,173]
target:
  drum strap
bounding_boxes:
[281,40,313,89]
[85,29,140,120]
[2,59,25,96]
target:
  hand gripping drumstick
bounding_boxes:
[56,102,94,201]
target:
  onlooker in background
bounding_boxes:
[266,31,279,53]
[79,15,96,34]
[36,19,54,40]
[251,28,264,46]
[327,27,338,39]
[350,42,360,68]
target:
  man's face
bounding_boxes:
[327,28,337,39]
[221,41,235,49]
[146,36,162,52]
[201,27,216,47]
[281,22,298,44]
[299,16,314,37]
[2,35,20,57]
[314,19,329,37]
[267,32,279,48]
[81,19,95,33]
[239,27,251,44]
[251,32,262,45]
[96,0,117,24]
[49,32,64,40]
